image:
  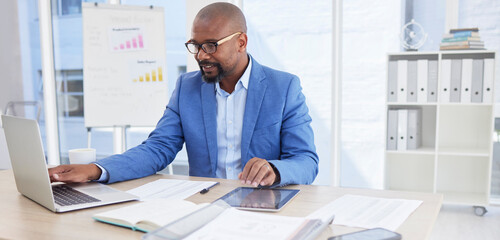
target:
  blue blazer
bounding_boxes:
[98,56,319,186]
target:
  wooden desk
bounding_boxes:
[0,170,442,240]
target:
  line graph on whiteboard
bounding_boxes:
[108,27,146,52]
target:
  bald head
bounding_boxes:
[195,2,247,33]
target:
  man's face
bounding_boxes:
[190,18,239,83]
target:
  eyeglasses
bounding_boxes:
[185,32,242,54]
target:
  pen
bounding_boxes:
[200,182,220,194]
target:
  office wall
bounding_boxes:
[0,1,24,114]
[341,0,402,188]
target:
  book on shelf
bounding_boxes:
[439,41,484,47]
[440,45,485,50]
[440,27,485,50]
[449,27,479,33]
[442,31,480,38]
[441,36,481,42]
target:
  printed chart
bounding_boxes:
[109,27,145,52]
[131,60,164,83]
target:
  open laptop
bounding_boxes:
[1,115,138,212]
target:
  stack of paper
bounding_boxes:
[126,179,218,200]
[307,194,422,231]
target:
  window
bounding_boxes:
[51,0,107,16]
[242,0,333,185]
[56,70,84,117]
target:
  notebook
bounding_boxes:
[1,115,138,212]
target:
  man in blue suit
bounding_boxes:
[49,2,318,187]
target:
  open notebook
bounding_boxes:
[93,199,209,232]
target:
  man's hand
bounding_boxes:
[48,164,102,183]
[238,157,277,187]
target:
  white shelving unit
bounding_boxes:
[384,51,496,215]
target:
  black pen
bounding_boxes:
[200,182,220,194]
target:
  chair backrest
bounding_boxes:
[3,101,41,121]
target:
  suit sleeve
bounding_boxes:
[96,76,185,183]
[268,76,319,185]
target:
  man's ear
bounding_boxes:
[237,33,248,52]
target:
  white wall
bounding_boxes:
[242,0,332,186]
[0,0,23,169]
[340,0,402,188]
[0,1,24,112]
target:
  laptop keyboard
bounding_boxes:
[52,185,101,206]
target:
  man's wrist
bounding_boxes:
[269,163,281,184]
[88,163,102,181]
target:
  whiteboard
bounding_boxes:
[82,3,168,127]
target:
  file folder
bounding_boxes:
[417,59,428,103]
[450,59,462,102]
[397,109,408,151]
[471,59,484,103]
[440,59,451,103]
[407,60,418,102]
[387,60,398,102]
[387,110,398,150]
[483,58,494,103]
[460,59,472,103]
[407,109,421,150]
[397,60,408,103]
[427,60,438,102]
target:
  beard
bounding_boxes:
[199,60,225,83]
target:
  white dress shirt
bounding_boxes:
[215,58,252,179]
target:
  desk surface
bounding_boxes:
[0,170,442,240]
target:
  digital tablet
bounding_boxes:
[215,187,300,212]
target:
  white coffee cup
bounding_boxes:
[68,148,96,164]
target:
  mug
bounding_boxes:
[68,148,96,164]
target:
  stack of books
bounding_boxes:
[440,28,485,50]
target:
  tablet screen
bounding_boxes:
[216,187,300,212]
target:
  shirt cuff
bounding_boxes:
[93,163,109,182]
[268,162,281,185]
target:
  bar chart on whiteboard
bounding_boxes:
[108,27,146,52]
[130,60,164,83]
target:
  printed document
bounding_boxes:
[307,194,422,231]
[126,179,218,201]
[184,208,313,240]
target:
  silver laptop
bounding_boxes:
[2,115,138,212]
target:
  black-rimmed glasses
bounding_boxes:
[185,32,242,54]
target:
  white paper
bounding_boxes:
[307,194,422,231]
[184,208,308,240]
[126,179,218,201]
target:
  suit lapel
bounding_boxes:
[201,82,218,176]
[241,61,267,165]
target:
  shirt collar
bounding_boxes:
[239,56,252,90]
[216,56,252,95]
